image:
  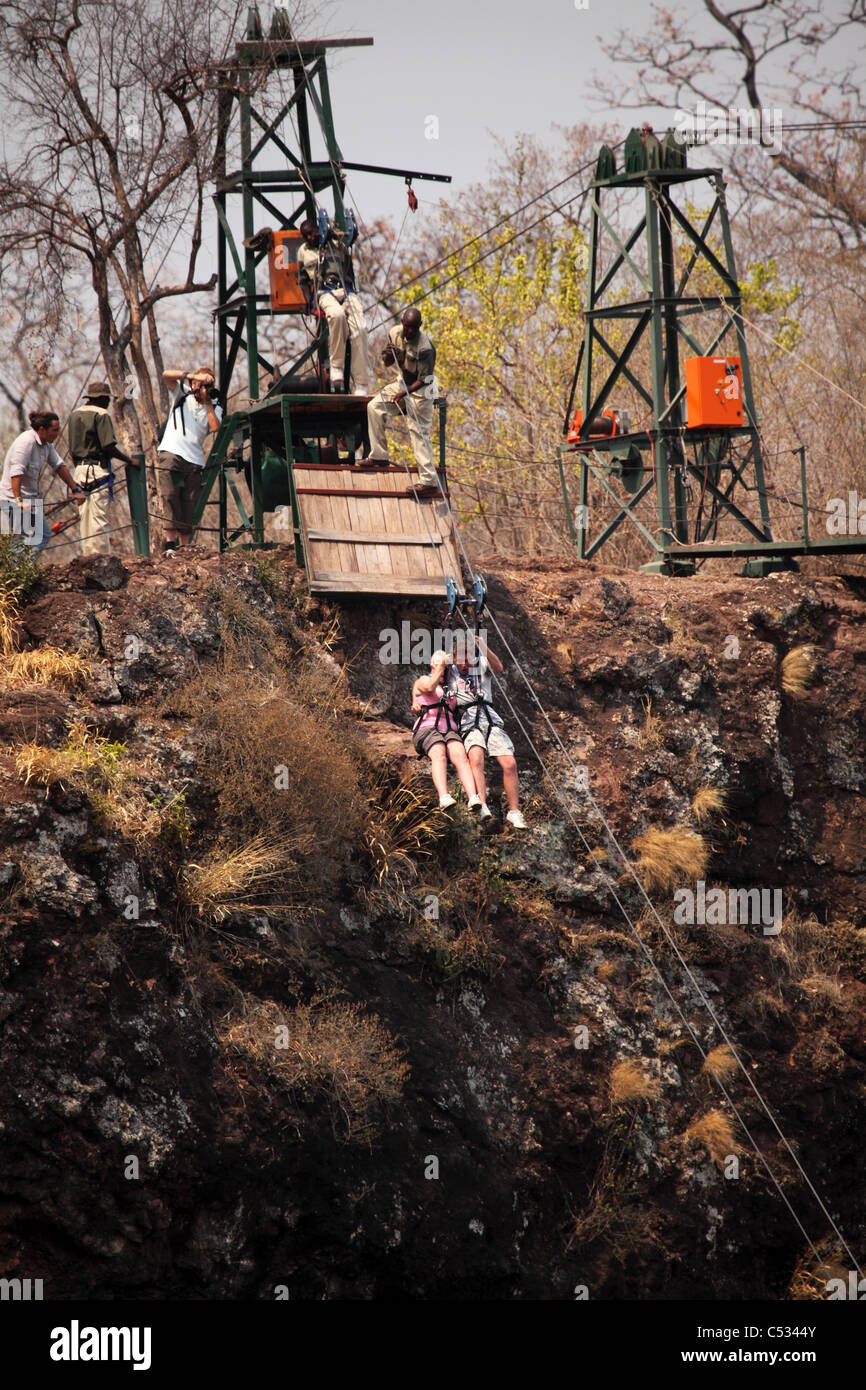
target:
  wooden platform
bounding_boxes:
[293,462,464,597]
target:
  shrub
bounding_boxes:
[221,997,410,1141]
[691,785,727,827]
[182,831,312,924]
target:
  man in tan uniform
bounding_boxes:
[362,308,440,496]
[297,218,372,394]
[67,381,137,554]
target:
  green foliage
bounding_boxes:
[393,216,588,547]
[0,534,42,600]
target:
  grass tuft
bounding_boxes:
[781,644,819,696]
[684,1109,739,1167]
[632,825,709,893]
[691,785,727,827]
[609,1058,661,1107]
[182,831,313,924]
[0,648,90,690]
[701,1044,739,1084]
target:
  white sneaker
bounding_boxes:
[478,804,493,821]
[438,794,456,810]
[506,809,527,829]
[467,794,482,812]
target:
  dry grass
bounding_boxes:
[632,824,709,893]
[363,781,443,890]
[609,1058,661,1107]
[636,694,663,749]
[221,997,409,1141]
[788,1241,849,1300]
[684,1109,739,1167]
[596,959,617,982]
[771,911,864,988]
[691,785,727,827]
[799,971,843,1006]
[701,1044,739,1085]
[0,587,18,657]
[780,644,819,696]
[0,648,90,690]
[178,645,366,876]
[14,718,188,847]
[182,832,313,923]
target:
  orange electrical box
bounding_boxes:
[685,356,743,428]
[268,229,306,311]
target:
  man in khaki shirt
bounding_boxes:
[362,308,441,495]
[67,381,136,554]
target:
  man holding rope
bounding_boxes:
[67,381,137,555]
[361,307,441,496]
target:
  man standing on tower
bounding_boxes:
[362,307,441,498]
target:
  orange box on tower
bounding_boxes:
[685,356,744,428]
[268,229,306,311]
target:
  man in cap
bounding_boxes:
[67,380,137,555]
[297,218,372,395]
[157,367,223,551]
[361,308,441,497]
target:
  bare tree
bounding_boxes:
[0,0,316,470]
[597,0,866,247]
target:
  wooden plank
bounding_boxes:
[309,573,453,595]
[323,471,358,575]
[306,476,342,577]
[354,471,393,576]
[306,529,444,546]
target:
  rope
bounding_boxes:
[384,351,863,1274]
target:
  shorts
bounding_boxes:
[157,452,204,533]
[413,727,464,757]
[461,717,514,758]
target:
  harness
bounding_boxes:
[457,691,500,732]
[412,690,457,740]
[73,458,115,501]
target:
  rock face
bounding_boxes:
[0,547,864,1300]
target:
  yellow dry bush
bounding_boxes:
[221,997,410,1141]
[781,644,819,696]
[691,785,727,827]
[0,589,18,657]
[636,694,663,749]
[632,825,709,893]
[685,1109,739,1167]
[609,1058,661,1107]
[0,648,90,690]
[363,781,443,889]
[701,1044,739,1084]
[182,831,313,923]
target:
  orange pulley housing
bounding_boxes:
[567,408,619,443]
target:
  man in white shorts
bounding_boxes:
[446,636,527,828]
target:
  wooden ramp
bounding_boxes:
[293,462,464,597]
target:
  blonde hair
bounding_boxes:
[430,649,451,669]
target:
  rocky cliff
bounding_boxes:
[1,547,864,1299]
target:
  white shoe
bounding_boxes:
[467,794,482,811]
[506,809,527,829]
[438,794,456,810]
[352,385,370,396]
[478,804,493,821]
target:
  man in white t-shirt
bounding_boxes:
[445,635,527,828]
[157,367,223,551]
[0,410,84,552]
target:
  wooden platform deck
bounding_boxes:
[293,461,463,597]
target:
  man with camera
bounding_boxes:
[157,367,223,552]
[297,218,372,395]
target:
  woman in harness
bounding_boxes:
[411,649,479,810]
[446,636,527,829]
